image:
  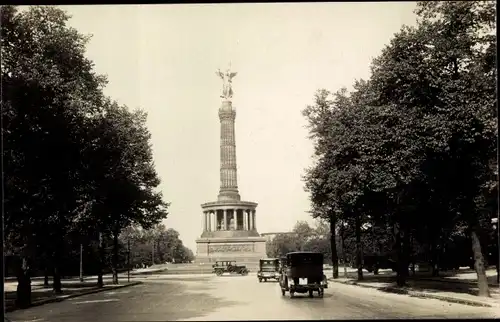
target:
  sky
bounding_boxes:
[61,2,418,251]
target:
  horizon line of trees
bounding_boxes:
[268,219,496,273]
[301,1,497,298]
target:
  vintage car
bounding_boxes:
[257,258,280,282]
[212,260,249,276]
[278,251,328,298]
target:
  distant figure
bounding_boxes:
[229,217,235,230]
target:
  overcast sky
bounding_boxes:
[61,2,418,250]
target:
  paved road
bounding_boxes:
[6,274,500,321]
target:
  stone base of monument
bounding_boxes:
[195,236,267,272]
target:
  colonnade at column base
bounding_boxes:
[200,200,259,234]
[198,199,266,268]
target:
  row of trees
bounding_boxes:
[266,221,331,262]
[302,1,497,297]
[119,224,195,267]
[1,6,189,307]
[268,218,486,277]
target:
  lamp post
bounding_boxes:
[79,244,84,282]
[340,221,348,278]
[127,239,131,283]
[152,243,155,266]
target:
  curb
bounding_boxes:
[6,281,143,313]
[328,279,495,308]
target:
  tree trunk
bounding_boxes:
[429,238,440,277]
[52,249,62,294]
[400,228,411,284]
[340,223,348,278]
[157,239,164,263]
[112,230,119,285]
[394,222,407,287]
[44,271,49,287]
[471,229,490,297]
[330,212,339,279]
[97,233,104,288]
[16,255,32,309]
[410,235,416,277]
[355,215,363,281]
[44,260,50,287]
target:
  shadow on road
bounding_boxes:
[6,278,242,322]
[4,281,103,311]
[340,270,498,297]
[282,293,333,299]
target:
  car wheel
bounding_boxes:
[258,278,262,282]
[290,292,294,298]
[216,270,222,276]
[318,288,324,298]
[281,289,285,296]
[309,290,313,298]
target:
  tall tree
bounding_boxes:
[369,0,496,295]
[2,5,108,300]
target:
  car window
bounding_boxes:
[288,254,323,266]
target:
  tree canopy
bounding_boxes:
[1,5,186,303]
[302,1,497,295]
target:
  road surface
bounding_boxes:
[6,273,500,321]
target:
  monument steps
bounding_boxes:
[164,262,260,275]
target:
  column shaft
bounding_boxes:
[218,107,240,201]
[223,210,227,230]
